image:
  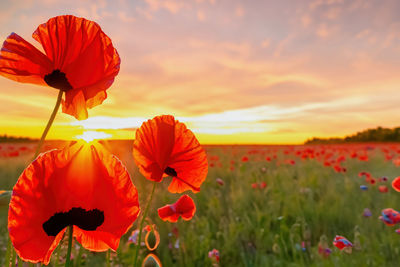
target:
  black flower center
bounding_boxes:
[42,207,104,236]
[164,166,177,177]
[44,69,73,91]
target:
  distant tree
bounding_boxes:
[305,126,400,144]
[0,134,37,143]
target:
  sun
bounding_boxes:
[75,131,112,143]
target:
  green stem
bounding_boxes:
[65,226,73,267]
[133,182,157,267]
[75,245,83,267]
[5,238,11,267]
[10,249,16,267]
[33,90,63,159]
[54,244,60,267]
[106,250,110,267]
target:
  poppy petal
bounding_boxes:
[0,33,52,85]
[73,228,118,252]
[133,115,208,193]
[8,142,140,263]
[175,195,196,220]
[158,205,180,223]
[62,90,88,121]
[157,195,196,222]
[32,15,120,120]
[167,121,208,193]
[133,115,175,182]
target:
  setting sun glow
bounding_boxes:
[75,131,112,143]
[1,0,399,144]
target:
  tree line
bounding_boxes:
[305,126,400,144]
[0,134,37,143]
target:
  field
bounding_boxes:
[1,141,400,266]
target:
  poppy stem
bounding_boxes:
[65,225,73,267]
[133,182,157,267]
[5,238,11,267]
[54,244,61,267]
[11,248,16,267]
[106,250,110,267]
[75,245,83,267]
[33,90,63,159]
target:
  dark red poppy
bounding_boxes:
[0,15,120,120]
[133,115,208,193]
[8,142,140,264]
[380,176,388,182]
[158,195,196,222]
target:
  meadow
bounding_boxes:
[1,141,400,266]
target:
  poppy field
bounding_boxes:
[1,141,400,266]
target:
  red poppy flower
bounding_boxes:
[392,176,400,192]
[379,208,400,226]
[133,115,208,193]
[358,171,371,178]
[379,185,388,193]
[208,248,220,262]
[333,165,343,173]
[260,181,267,189]
[0,15,120,120]
[333,235,352,250]
[8,142,140,264]
[158,195,196,222]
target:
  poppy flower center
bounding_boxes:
[42,207,104,236]
[44,69,73,91]
[164,166,177,177]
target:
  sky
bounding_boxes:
[0,0,399,144]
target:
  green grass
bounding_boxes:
[1,142,400,266]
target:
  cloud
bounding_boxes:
[118,11,136,23]
[69,96,373,136]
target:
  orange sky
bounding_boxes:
[0,0,400,144]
